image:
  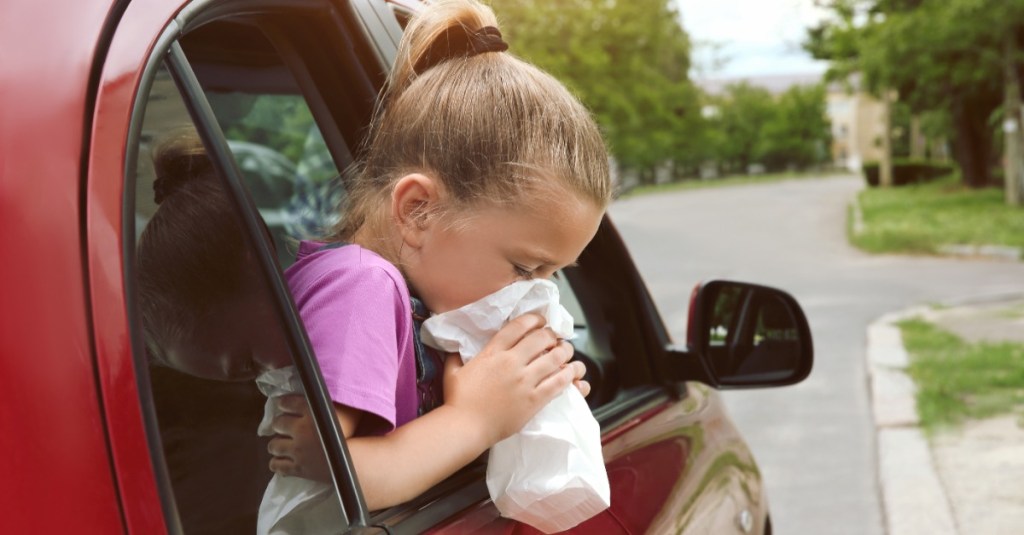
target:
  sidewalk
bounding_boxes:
[867,294,1024,535]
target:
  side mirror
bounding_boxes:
[683,280,813,388]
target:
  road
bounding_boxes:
[608,174,1024,534]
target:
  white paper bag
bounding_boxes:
[255,366,341,535]
[421,279,611,533]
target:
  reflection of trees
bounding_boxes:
[709,286,745,343]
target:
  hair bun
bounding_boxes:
[152,133,214,204]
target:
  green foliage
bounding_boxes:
[703,82,831,173]
[489,0,705,174]
[807,0,1024,188]
[851,174,1024,254]
[861,159,954,187]
[754,84,832,171]
[709,82,776,173]
[898,318,1024,434]
[210,93,317,164]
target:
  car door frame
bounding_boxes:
[87,0,398,532]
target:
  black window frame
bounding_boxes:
[122,1,390,532]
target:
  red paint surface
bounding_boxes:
[87,1,191,532]
[0,1,125,533]
[430,403,689,535]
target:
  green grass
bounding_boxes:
[619,170,851,199]
[852,174,1024,255]
[898,318,1024,435]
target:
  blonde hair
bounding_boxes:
[331,0,611,257]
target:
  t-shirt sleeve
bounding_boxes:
[293,264,406,434]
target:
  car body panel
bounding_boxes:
[87,1,191,533]
[0,1,126,533]
[427,384,764,535]
[2,1,792,533]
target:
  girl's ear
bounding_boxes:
[391,173,439,249]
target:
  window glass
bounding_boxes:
[130,61,346,534]
[181,18,350,267]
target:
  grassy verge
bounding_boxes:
[898,318,1024,435]
[852,174,1024,255]
[618,170,851,199]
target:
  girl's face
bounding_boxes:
[401,190,604,314]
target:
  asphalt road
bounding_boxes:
[609,174,1024,535]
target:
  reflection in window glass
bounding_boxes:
[183,20,349,267]
[130,61,345,535]
[708,285,744,347]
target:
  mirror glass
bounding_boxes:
[702,282,805,385]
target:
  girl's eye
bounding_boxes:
[513,264,535,279]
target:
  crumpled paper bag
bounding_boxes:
[421,279,610,533]
[255,366,341,535]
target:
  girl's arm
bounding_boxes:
[268,313,585,510]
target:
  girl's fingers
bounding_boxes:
[270,412,300,435]
[506,327,561,365]
[574,378,592,398]
[267,435,293,459]
[534,360,581,398]
[484,313,547,352]
[276,394,306,414]
[529,340,574,377]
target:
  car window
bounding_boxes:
[177,18,351,268]
[128,50,349,535]
[554,270,622,408]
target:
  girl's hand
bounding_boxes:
[267,394,331,482]
[441,313,587,445]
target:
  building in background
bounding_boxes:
[825,74,886,171]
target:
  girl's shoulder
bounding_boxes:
[286,241,409,304]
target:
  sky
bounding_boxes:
[674,0,831,80]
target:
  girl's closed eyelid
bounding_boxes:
[512,264,536,279]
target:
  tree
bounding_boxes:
[807,0,1024,189]
[711,82,777,173]
[489,0,705,177]
[755,84,832,171]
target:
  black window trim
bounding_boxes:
[122,21,191,535]
[163,39,372,527]
[121,5,389,531]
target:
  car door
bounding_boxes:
[87,1,769,533]
[89,0,393,532]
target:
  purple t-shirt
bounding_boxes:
[285,241,418,434]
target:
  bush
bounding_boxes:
[862,159,954,187]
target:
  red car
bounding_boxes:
[1,1,812,533]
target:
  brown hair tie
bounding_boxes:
[414,25,509,75]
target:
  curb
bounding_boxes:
[867,292,1024,535]
[867,308,958,535]
[936,244,1023,262]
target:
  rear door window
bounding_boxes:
[125,4,384,532]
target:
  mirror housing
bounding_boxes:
[671,280,813,389]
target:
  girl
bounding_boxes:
[268,0,613,511]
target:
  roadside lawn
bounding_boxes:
[851,174,1024,256]
[898,317,1024,435]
